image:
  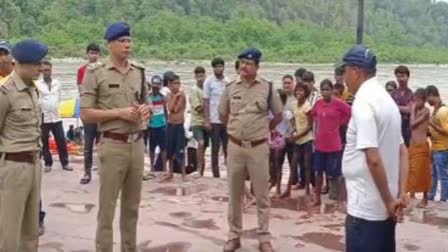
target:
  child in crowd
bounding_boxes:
[268,89,291,197]
[161,74,187,182]
[144,75,168,180]
[407,88,431,207]
[284,83,314,198]
[311,79,351,206]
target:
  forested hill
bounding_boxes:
[2,0,448,63]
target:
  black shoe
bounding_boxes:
[62,165,73,171]
[80,174,91,184]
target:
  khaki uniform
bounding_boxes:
[80,58,148,252]
[219,77,282,242]
[0,72,42,252]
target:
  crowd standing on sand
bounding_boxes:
[0,21,447,252]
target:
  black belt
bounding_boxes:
[103,131,143,143]
[2,151,38,164]
[228,134,267,148]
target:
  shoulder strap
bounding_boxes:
[268,81,272,109]
[140,69,146,104]
[86,61,104,72]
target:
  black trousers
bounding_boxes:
[39,200,45,225]
[210,123,227,178]
[41,121,69,167]
[83,123,99,175]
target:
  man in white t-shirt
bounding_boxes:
[36,60,71,172]
[341,44,409,252]
[203,57,228,178]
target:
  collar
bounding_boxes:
[236,76,261,86]
[105,57,132,71]
[11,71,31,91]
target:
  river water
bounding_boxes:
[53,59,448,102]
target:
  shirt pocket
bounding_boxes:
[99,83,125,107]
[246,94,267,113]
[9,105,34,123]
[230,98,244,115]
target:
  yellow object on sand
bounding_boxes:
[59,98,79,118]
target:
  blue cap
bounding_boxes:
[104,22,131,42]
[11,39,48,64]
[238,48,262,61]
[340,44,377,73]
[0,40,11,53]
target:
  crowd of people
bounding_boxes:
[0,21,447,252]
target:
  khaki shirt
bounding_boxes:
[80,57,148,134]
[190,85,205,126]
[0,71,42,152]
[219,77,282,141]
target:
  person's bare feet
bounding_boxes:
[244,197,256,210]
[321,185,329,194]
[271,192,281,199]
[279,191,291,199]
[159,173,173,182]
[417,199,428,208]
[292,183,304,190]
[305,189,311,196]
[309,198,321,207]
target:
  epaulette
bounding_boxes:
[226,80,237,87]
[130,61,145,70]
[87,61,105,72]
[259,77,273,85]
[0,78,14,95]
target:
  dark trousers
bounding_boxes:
[210,123,227,178]
[346,214,396,252]
[279,142,298,184]
[84,123,99,176]
[39,200,45,225]
[41,121,68,167]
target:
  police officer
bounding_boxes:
[219,48,283,252]
[0,39,48,251]
[80,22,150,251]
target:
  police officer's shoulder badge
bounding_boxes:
[226,79,237,88]
[0,78,14,95]
[87,61,104,72]
[130,61,145,71]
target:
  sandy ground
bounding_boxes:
[37,151,448,252]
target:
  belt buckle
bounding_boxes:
[27,151,37,161]
[241,140,252,148]
[127,133,138,143]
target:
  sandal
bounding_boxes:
[80,174,91,185]
[143,173,156,181]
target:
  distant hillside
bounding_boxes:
[2,0,448,63]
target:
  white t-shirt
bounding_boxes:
[342,77,402,221]
[203,75,228,124]
[36,78,62,123]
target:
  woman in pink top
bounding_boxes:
[311,79,351,206]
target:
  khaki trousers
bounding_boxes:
[0,156,41,252]
[227,141,271,242]
[96,137,144,252]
